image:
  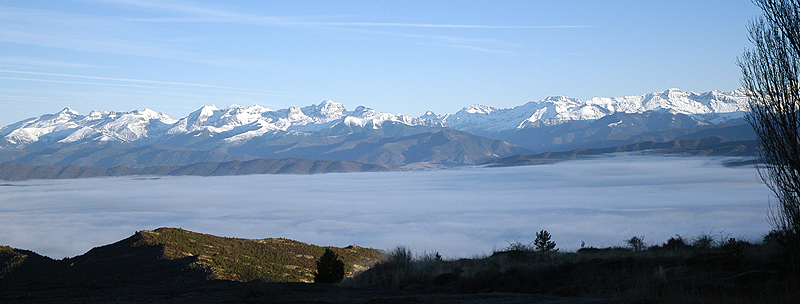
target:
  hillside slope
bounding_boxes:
[0,228,382,284]
[231,129,531,166]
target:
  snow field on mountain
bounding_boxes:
[0,154,772,259]
[0,88,750,148]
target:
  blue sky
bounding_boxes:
[0,0,762,126]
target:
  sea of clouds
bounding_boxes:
[0,154,774,259]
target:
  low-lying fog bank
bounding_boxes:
[0,154,773,259]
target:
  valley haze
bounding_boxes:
[0,154,772,259]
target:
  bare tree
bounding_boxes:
[739,0,800,273]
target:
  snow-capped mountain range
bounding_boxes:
[0,88,749,150]
[424,88,748,133]
[0,101,435,149]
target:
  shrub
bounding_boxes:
[314,248,345,283]
[663,234,688,251]
[626,235,646,252]
[386,246,413,267]
[503,238,533,252]
[692,232,716,251]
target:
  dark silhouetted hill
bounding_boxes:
[0,228,381,285]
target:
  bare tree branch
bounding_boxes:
[739,0,800,274]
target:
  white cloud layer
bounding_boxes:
[0,155,774,259]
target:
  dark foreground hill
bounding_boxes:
[346,236,797,304]
[1,229,795,304]
[0,157,399,181]
[0,228,382,284]
[0,228,615,304]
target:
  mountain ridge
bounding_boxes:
[0,129,528,168]
[1,88,749,150]
[0,88,754,168]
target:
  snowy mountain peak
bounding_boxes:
[132,108,170,120]
[301,100,346,121]
[350,105,370,116]
[198,104,219,116]
[461,104,496,114]
[541,95,580,103]
[58,107,80,116]
[183,105,220,128]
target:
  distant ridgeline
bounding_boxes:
[0,227,382,283]
[0,158,399,181]
[483,136,760,167]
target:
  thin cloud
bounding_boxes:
[0,56,109,69]
[130,16,594,30]
[449,44,530,55]
[318,22,594,29]
[4,2,592,62]
[94,0,594,57]
[0,94,52,102]
[0,76,260,97]
[0,76,302,99]
[316,27,533,55]
[0,6,279,69]
[99,0,594,30]
[97,0,307,25]
[98,0,256,19]
[0,76,175,89]
[0,69,258,91]
[0,70,317,101]
[0,27,273,69]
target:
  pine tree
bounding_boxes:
[533,230,557,253]
[314,248,345,283]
